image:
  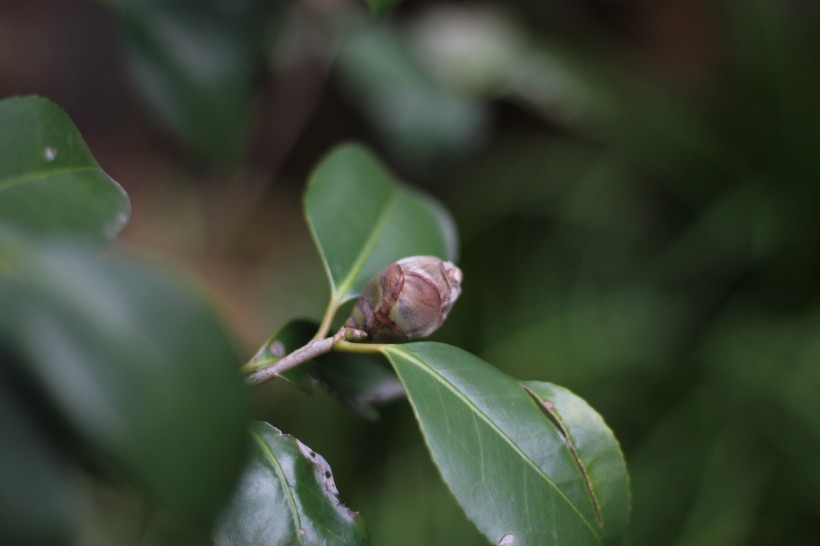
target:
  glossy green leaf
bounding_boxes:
[305,143,457,305]
[248,319,404,419]
[381,342,630,545]
[113,0,277,161]
[0,96,130,244]
[0,238,250,534]
[215,421,369,546]
[521,381,630,545]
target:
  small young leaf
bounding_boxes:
[214,422,369,546]
[249,319,404,419]
[0,96,130,244]
[381,342,631,545]
[305,143,457,306]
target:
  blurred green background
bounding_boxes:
[2,0,819,544]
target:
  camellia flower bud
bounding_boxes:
[345,256,463,342]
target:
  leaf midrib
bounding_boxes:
[0,166,99,191]
[252,430,306,546]
[331,188,399,302]
[385,347,600,541]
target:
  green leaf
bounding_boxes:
[0,96,130,244]
[0,238,250,534]
[305,143,457,305]
[113,0,277,161]
[214,421,369,546]
[381,342,630,545]
[300,350,404,420]
[248,319,404,419]
[521,381,631,545]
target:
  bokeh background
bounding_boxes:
[3,0,819,544]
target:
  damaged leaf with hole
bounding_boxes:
[214,422,369,546]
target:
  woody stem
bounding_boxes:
[245,329,345,385]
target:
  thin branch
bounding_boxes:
[244,327,392,386]
[245,332,339,385]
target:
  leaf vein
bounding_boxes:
[386,347,598,538]
[332,189,399,301]
[251,430,306,546]
[0,166,99,191]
